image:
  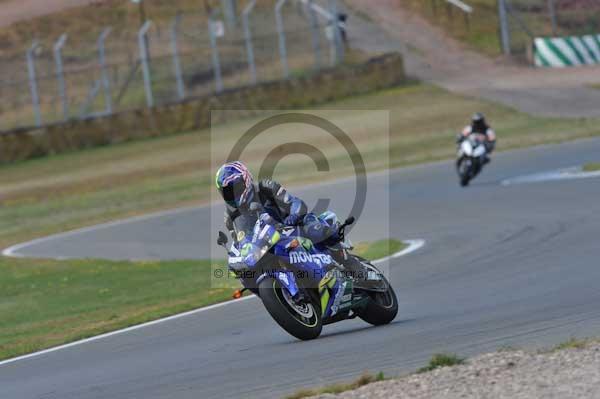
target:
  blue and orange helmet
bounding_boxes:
[215,161,255,208]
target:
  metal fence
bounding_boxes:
[498,0,600,57]
[0,0,346,132]
[421,0,600,58]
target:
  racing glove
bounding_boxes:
[284,214,302,226]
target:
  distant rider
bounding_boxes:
[459,113,497,164]
[215,161,367,281]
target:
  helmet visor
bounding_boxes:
[221,179,247,205]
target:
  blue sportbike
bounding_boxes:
[216,204,398,340]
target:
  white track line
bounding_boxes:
[371,239,426,264]
[501,167,600,186]
[0,240,425,367]
[2,205,202,258]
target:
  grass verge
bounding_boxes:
[549,337,591,352]
[286,371,386,399]
[352,239,406,261]
[417,353,465,373]
[0,239,403,361]
[583,162,600,172]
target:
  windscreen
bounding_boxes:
[232,211,258,243]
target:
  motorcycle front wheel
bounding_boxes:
[258,277,322,340]
[457,157,471,187]
[460,175,470,187]
[357,264,398,326]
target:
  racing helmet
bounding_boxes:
[215,161,255,208]
[472,112,487,130]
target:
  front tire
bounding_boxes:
[258,277,322,340]
[358,268,398,326]
[457,157,471,187]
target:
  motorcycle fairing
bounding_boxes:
[234,219,281,268]
[319,269,358,318]
[228,212,355,319]
[256,270,300,297]
[460,135,486,159]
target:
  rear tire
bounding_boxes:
[258,277,322,340]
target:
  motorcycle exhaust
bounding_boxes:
[232,288,248,299]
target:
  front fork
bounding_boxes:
[255,264,343,319]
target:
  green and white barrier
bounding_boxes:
[534,35,600,68]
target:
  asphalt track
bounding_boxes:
[3,138,600,398]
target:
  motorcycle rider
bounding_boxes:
[215,161,368,282]
[459,112,496,164]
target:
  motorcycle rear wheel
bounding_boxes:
[258,277,322,340]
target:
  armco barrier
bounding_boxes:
[534,35,600,68]
[0,53,405,164]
